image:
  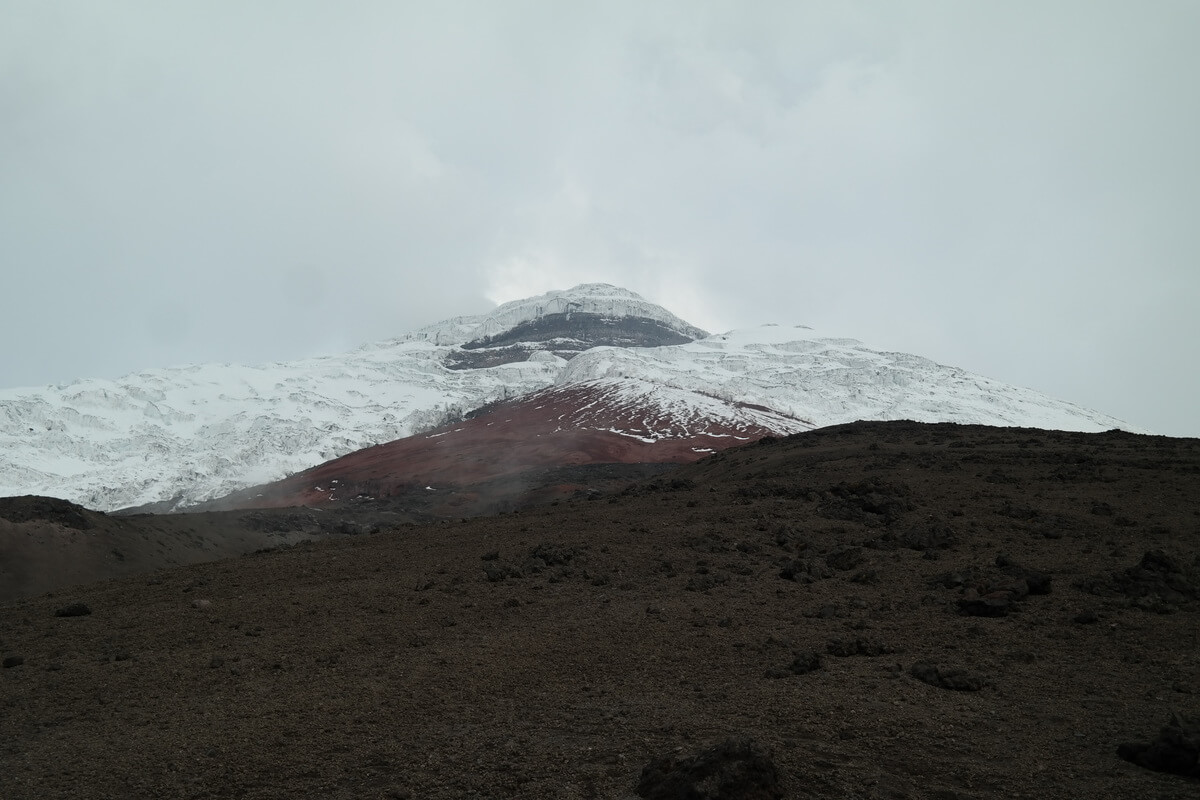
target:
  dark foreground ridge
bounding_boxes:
[2,421,1199,799]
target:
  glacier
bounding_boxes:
[0,284,1141,511]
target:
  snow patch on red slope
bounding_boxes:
[534,378,811,442]
[226,378,810,509]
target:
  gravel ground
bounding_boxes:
[2,421,1198,799]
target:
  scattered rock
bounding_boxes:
[1117,711,1200,777]
[788,651,823,674]
[814,604,839,620]
[636,737,783,799]
[765,650,822,679]
[995,555,1052,595]
[818,479,912,527]
[910,662,988,691]
[826,547,865,571]
[957,592,1017,618]
[770,524,801,551]
[686,533,735,555]
[324,518,379,536]
[482,562,522,582]
[996,501,1039,520]
[529,543,579,567]
[870,518,958,552]
[241,511,319,533]
[899,520,958,551]
[778,558,831,583]
[827,638,894,657]
[1079,550,1199,606]
[929,570,974,590]
[933,557,1053,617]
[686,573,726,592]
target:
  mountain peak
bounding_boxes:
[0,284,1142,512]
[408,283,709,351]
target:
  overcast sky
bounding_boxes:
[2,1,1197,436]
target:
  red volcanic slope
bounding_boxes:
[228,379,810,509]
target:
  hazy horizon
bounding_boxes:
[2,2,1196,436]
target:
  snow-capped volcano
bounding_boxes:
[205,377,814,512]
[0,283,1139,511]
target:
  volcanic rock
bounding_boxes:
[53,602,91,618]
[1118,711,1200,777]
[0,495,94,530]
[1079,549,1200,607]
[636,737,783,800]
[1,421,1198,800]
[910,662,989,691]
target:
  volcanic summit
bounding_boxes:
[0,283,1137,513]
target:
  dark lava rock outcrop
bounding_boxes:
[765,650,823,679]
[636,737,783,800]
[930,555,1053,617]
[1118,711,1200,778]
[826,637,894,657]
[0,495,94,530]
[53,602,92,617]
[910,662,989,692]
[446,312,702,369]
[1079,549,1200,609]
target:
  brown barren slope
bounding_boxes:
[1,422,1199,799]
[0,498,333,604]
[2,380,808,603]
[211,379,808,512]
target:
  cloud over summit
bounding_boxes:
[2,1,1196,434]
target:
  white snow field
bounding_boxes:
[0,284,1139,511]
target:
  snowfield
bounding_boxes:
[557,324,1135,433]
[0,284,1141,511]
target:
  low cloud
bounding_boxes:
[1,1,1195,435]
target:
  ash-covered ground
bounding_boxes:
[2,421,1198,799]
